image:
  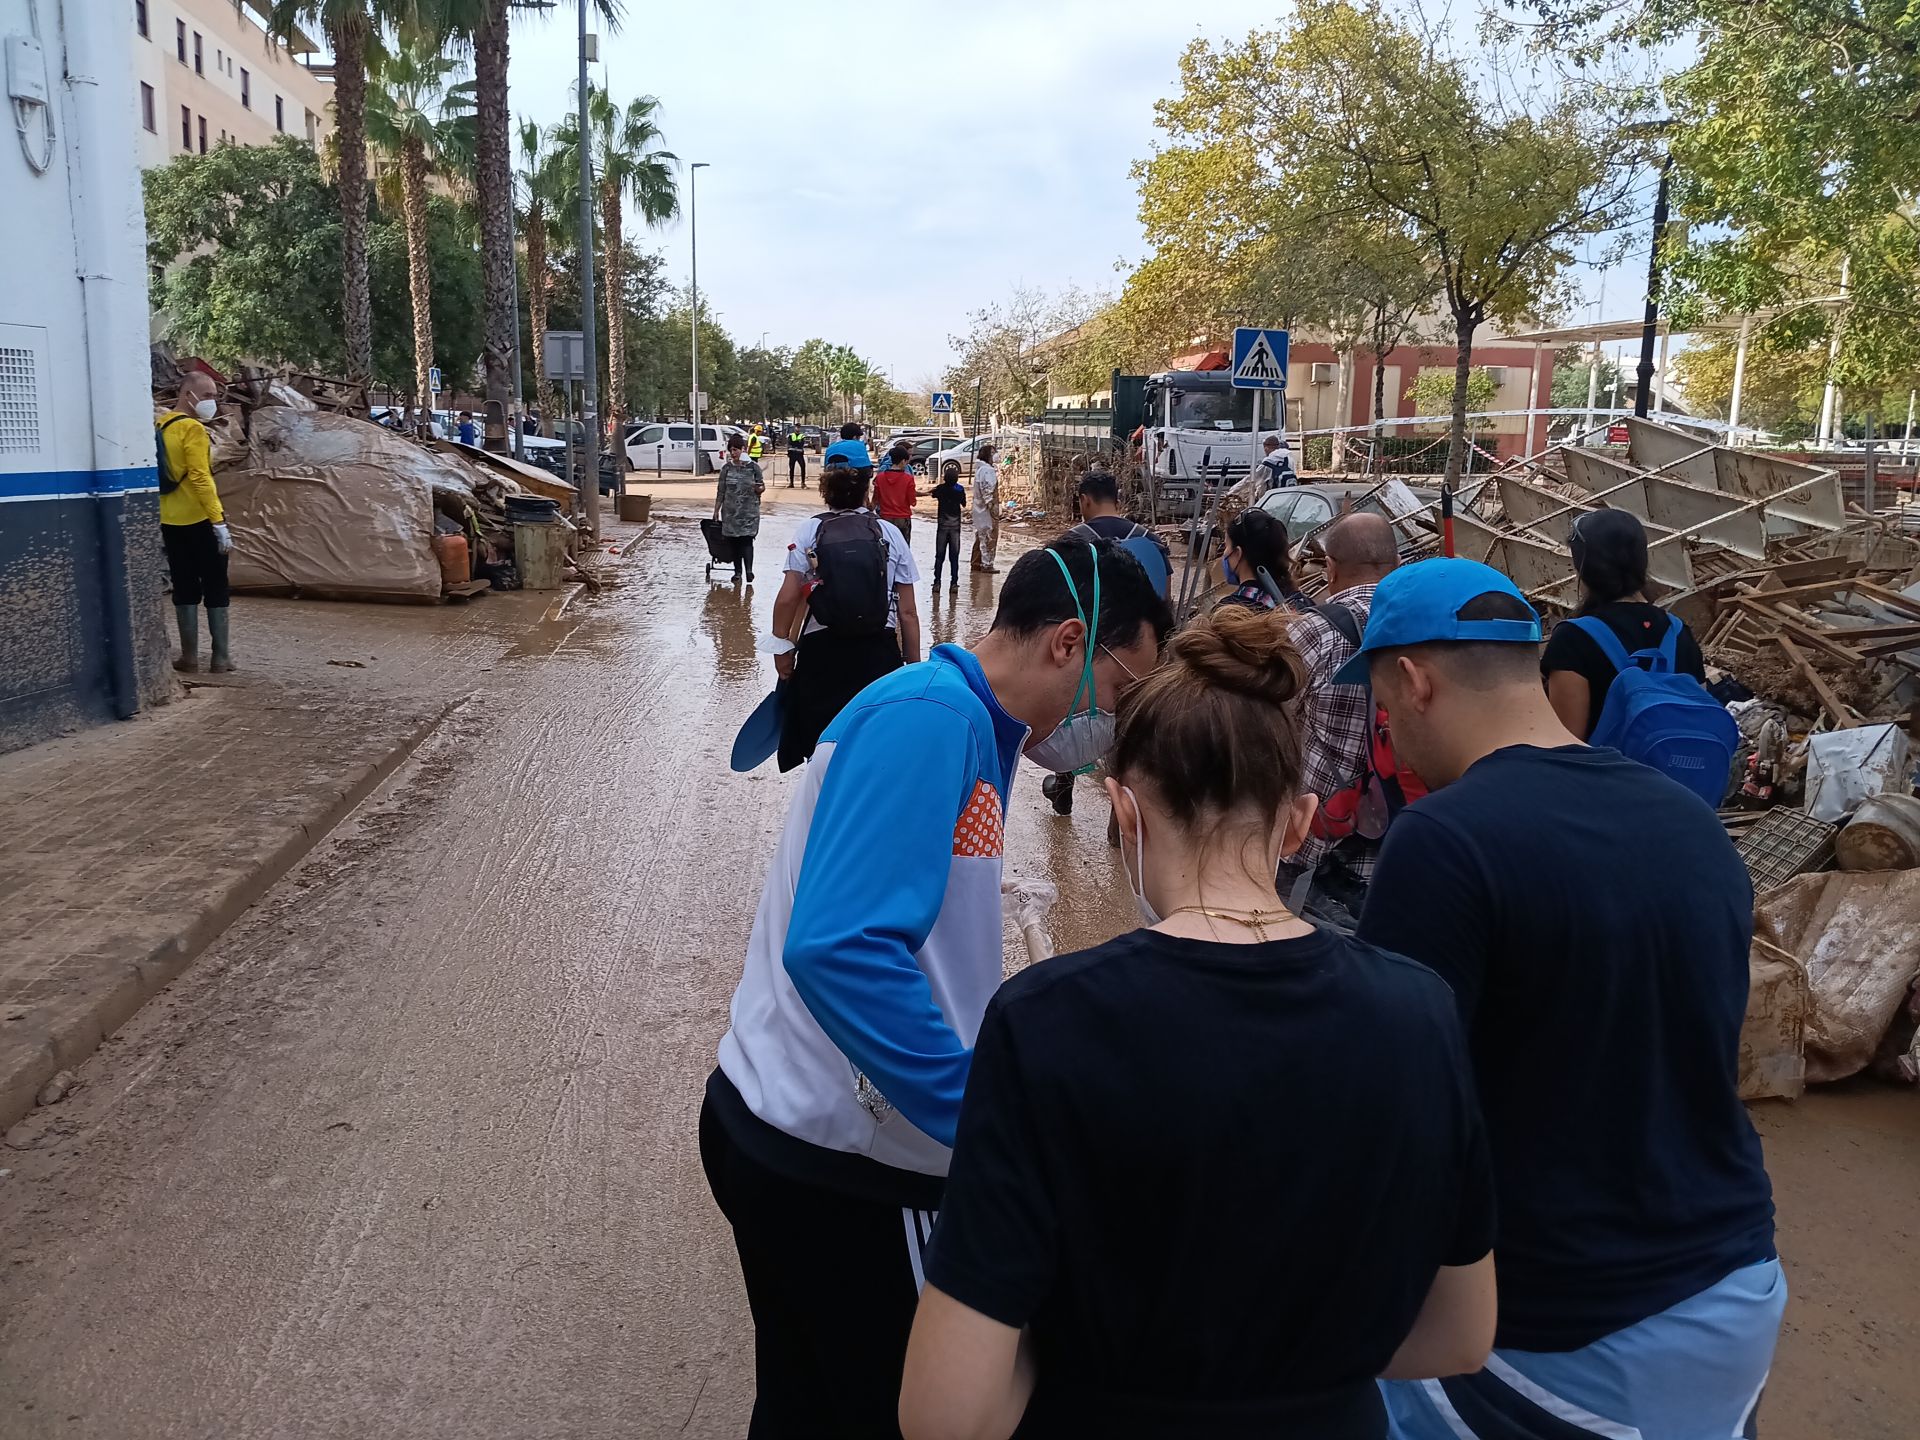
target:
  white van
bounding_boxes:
[624,422,746,473]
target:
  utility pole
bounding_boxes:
[689,162,710,472]
[1634,155,1672,421]
[575,0,600,536]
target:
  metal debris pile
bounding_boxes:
[1448,416,1920,1099]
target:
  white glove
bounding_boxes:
[212,523,233,555]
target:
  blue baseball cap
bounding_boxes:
[1330,558,1542,685]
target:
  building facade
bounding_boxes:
[1284,328,1558,463]
[3,0,175,754]
[130,0,333,171]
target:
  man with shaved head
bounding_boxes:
[1280,511,1401,918]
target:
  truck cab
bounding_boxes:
[1141,371,1301,517]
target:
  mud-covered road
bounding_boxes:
[0,491,1133,1438]
[0,488,1914,1437]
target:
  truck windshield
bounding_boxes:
[1170,385,1254,431]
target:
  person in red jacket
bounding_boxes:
[873,441,919,543]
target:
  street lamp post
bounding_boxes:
[760,330,769,431]
[689,161,710,473]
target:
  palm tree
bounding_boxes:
[430,1,624,450]
[553,85,678,450]
[266,2,424,386]
[514,118,564,433]
[366,39,470,419]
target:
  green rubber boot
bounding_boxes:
[172,604,200,673]
[207,606,235,673]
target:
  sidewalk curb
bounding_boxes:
[0,700,456,1133]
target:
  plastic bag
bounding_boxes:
[1755,869,1920,1082]
[1804,724,1912,822]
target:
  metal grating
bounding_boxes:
[0,346,39,454]
[1735,807,1838,894]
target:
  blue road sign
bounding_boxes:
[429,366,444,393]
[1230,328,1290,390]
[930,391,954,413]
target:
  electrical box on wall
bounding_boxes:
[5,32,49,106]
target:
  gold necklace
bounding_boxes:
[1163,905,1296,941]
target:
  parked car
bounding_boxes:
[1256,481,1442,547]
[923,433,1010,477]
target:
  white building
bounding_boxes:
[2,0,175,751]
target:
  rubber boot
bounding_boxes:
[207,606,236,673]
[173,604,200,673]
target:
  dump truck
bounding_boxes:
[1038,368,1304,517]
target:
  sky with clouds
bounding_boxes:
[502,1,1655,393]
[505,0,1291,389]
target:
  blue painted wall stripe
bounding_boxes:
[0,467,160,502]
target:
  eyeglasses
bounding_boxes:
[1099,643,1146,684]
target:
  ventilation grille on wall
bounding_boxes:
[0,346,39,455]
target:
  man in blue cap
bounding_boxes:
[1342,559,1783,1440]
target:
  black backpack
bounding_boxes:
[155,413,192,494]
[807,511,891,635]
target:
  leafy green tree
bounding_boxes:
[1550,347,1624,410]
[265,2,429,385]
[1410,366,1499,415]
[551,86,679,457]
[145,138,479,389]
[1150,0,1643,483]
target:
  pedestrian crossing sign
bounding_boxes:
[931,392,954,413]
[1230,328,1290,390]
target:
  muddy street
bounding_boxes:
[0,490,1131,1439]
[0,488,1915,1437]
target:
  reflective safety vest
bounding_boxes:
[789,430,806,449]
[748,433,764,458]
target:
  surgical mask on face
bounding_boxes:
[193,399,217,421]
[1220,552,1238,586]
[1118,784,1160,926]
[1024,549,1118,776]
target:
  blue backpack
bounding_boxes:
[1565,613,1738,807]
[1071,520,1170,599]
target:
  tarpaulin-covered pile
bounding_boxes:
[218,408,496,602]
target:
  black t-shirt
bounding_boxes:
[1357,745,1775,1352]
[930,479,966,521]
[1541,603,1706,736]
[924,927,1494,1437]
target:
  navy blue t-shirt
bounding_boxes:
[1358,745,1775,1352]
[925,927,1494,1436]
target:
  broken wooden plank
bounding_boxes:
[1735,599,1869,663]
[1851,580,1920,623]
[1774,634,1858,729]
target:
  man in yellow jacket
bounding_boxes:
[156,372,235,673]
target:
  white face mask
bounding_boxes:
[192,398,217,421]
[1118,784,1161,926]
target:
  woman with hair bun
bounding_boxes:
[1542,508,1707,739]
[898,606,1498,1440]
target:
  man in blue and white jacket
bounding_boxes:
[701,537,1170,1439]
